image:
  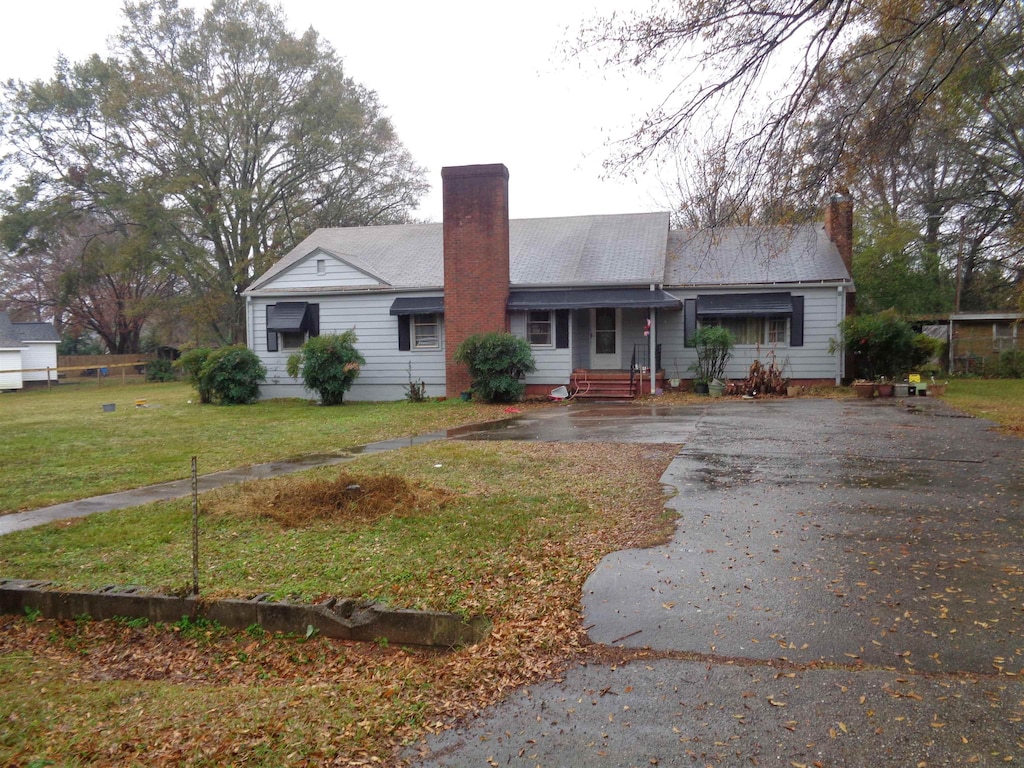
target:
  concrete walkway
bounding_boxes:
[409,396,1024,766]
[0,430,454,536]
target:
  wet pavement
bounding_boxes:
[409,397,1024,766]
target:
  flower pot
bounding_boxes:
[786,385,800,398]
[929,383,946,396]
[853,382,875,399]
[708,381,725,397]
[669,378,681,389]
[693,382,709,395]
[893,383,910,398]
[876,383,895,397]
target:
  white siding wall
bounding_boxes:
[658,287,844,382]
[264,252,382,291]
[252,292,445,401]
[0,350,24,390]
[509,311,573,387]
[21,342,58,382]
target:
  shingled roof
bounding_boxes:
[246,212,671,295]
[0,312,60,347]
[665,224,850,287]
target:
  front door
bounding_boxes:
[590,307,621,369]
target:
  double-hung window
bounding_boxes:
[527,311,553,346]
[412,314,439,349]
[266,302,319,352]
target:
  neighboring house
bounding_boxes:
[0,312,60,390]
[947,312,1023,374]
[244,164,855,401]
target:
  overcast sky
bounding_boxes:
[0,0,674,222]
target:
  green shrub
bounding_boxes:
[689,326,735,383]
[286,331,365,406]
[201,345,266,405]
[145,358,176,382]
[453,332,536,403]
[175,347,214,403]
[832,309,918,380]
[984,349,1024,378]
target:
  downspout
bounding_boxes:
[245,296,253,350]
[835,286,844,385]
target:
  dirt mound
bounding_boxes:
[213,471,452,528]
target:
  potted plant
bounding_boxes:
[689,326,735,394]
[669,359,682,390]
[876,377,895,397]
[853,380,876,398]
[692,378,709,395]
[832,310,921,394]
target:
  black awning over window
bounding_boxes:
[696,292,793,316]
[389,297,445,316]
[508,288,682,311]
[266,302,310,332]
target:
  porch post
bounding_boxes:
[649,308,657,394]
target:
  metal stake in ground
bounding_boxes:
[191,456,199,595]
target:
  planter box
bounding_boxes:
[853,382,876,399]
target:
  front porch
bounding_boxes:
[568,368,668,400]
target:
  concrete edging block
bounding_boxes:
[0,579,489,648]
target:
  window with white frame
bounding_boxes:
[281,331,307,350]
[527,310,553,346]
[703,316,790,346]
[413,314,439,349]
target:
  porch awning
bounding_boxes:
[389,297,445,316]
[266,302,310,332]
[507,288,682,311]
[696,293,793,316]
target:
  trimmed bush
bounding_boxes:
[453,332,536,403]
[286,331,366,405]
[201,345,266,405]
[175,347,214,403]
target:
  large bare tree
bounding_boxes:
[1,0,428,343]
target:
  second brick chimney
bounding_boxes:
[824,192,854,277]
[442,164,511,398]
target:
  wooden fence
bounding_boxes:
[14,354,165,388]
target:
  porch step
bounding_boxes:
[570,371,664,400]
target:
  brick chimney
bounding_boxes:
[442,164,511,398]
[824,192,854,277]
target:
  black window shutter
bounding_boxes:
[398,316,411,351]
[555,310,569,349]
[684,299,697,347]
[790,296,805,347]
[266,305,278,352]
[307,304,320,337]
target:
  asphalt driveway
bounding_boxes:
[410,396,1024,766]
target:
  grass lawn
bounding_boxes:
[941,378,1024,435]
[1,378,1021,765]
[0,381,547,514]
[0,440,680,766]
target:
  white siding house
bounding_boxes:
[0,313,60,390]
[244,165,855,401]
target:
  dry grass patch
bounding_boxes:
[212,472,455,529]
